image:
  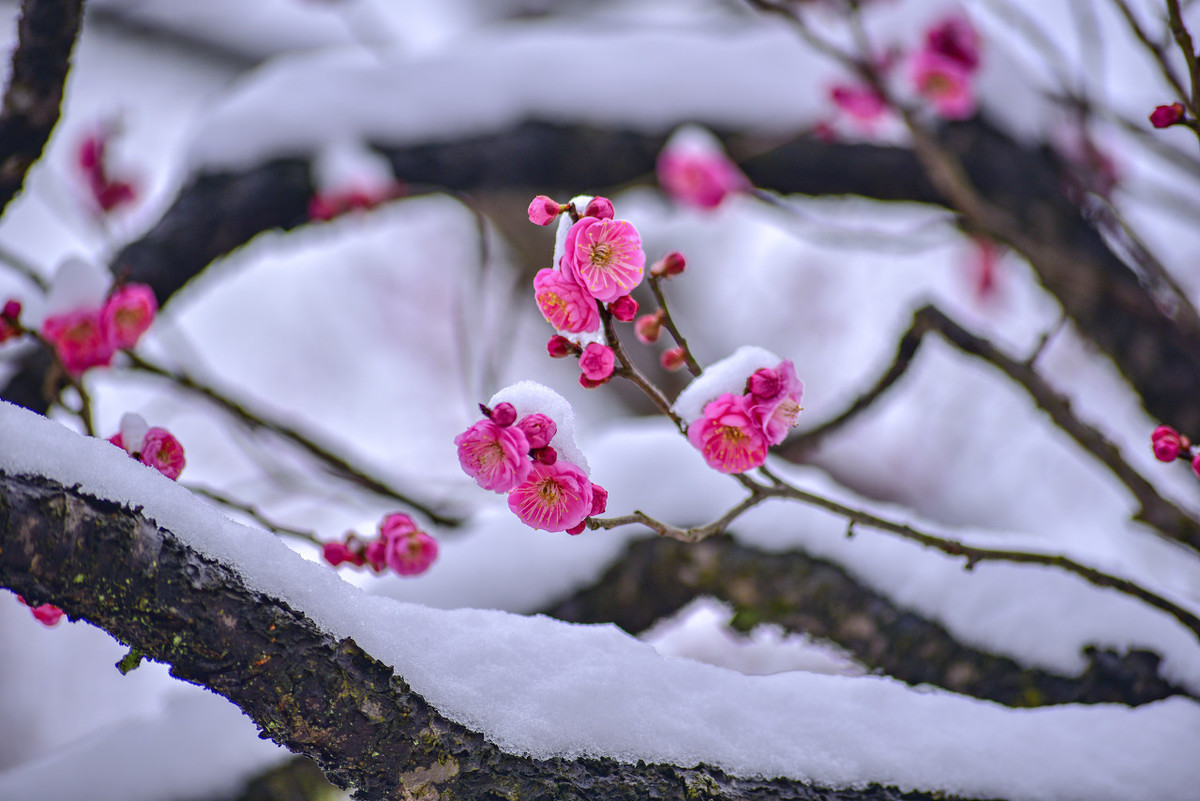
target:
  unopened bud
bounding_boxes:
[634,311,665,344]
[527,195,563,226]
[589,484,608,516]
[650,251,687,278]
[1,299,19,320]
[547,335,577,359]
[609,295,638,322]
[661,346,688,372]
[517,413,557,449]
[1150,102,1186,129]
[1152,425,1183,462]
[489,402,518,426]
[584,196,615,220]
[532,445,558,465]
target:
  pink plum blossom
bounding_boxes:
[454,419,532,493]
[322,540,365,568]
[657,142,749,210]
[1152,426,1184,462]
[746,360,804,445]
[77,125,138,215]
[560,217,646,303]
[579,343,615,383]
[534,268,600,334]
[140,428,186,480]
[42,307,114,375]
[528,195,562,226]
[364,513,437,576]
[516,413,557,449]
[102,283,157,349]
[0,299,20,343]
[911,50,976,119]
[507,460,594,532]
[584,196,615,220]
[687,393,770,474]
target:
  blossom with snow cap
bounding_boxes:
[657,125,749,210]
[108,412,186,480]
[454,415,532,494]
[687,393,770,474]
[911,50,976,119]
[102,283,157,349]
[746,359,804,446]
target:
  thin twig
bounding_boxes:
[602,306,685,428]
[126,354,461,528]
[646,275,702,377]
[186,484,323,545]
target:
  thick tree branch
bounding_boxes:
[543,534,1190,708]
[0,470,982,801]
[0,0,84,217]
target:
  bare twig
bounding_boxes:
[185,484,323,545]
[645,274,703,377]
[126,354,462,527]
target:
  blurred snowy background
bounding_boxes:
[1,0,1199,798]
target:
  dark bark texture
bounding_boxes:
[543,534,1188,708]
[0,0,84,216]
[0,469,994,801]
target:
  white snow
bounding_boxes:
[2,401,1199,800]
[672,345,782,423]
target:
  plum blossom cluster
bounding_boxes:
[1151,425,1200,480]
[676,349,804,474]
[455,388,607,534]
[528,194,645,387]
[322,512,438,577]
[42,282,157,375]
[108,412,186,480]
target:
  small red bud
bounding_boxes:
[490,402,518,427]
[547,335,577,359]
[579,373,609,389]
[609,295,638,322]
[661,346,688,372]
[634,311,665,345]
[527,195,563,226]
[584,196,615,220]
[1,299,20,319]
[1150,102,1187,129]
[532,445,558,465]
[651,251,687,278]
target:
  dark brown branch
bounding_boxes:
[543,535,1191,708]
[0,469,981,801]
[0,0,84,217]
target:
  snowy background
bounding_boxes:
[1,0,1199,799]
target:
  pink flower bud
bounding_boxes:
[322,541,356,567]
[584,196,615,220]
[579,343,616,382]
[1153,427,1183,462]
[532,445,558,465]
[589,483,608,516]
[579,374,607,389]
[1,299,19,319]
[528,195,563,226]
[1150,103,1186,129]
[517,413,557,449]
[547,335,577,359]
[635,311,664,344]
[375,513,437,576]
[661,346,688,372]
[747,367,782,400]
[363,538,388,572]
[489,402,518,427]
[650,251,687,278]
[42,307,114,375]
[609,295,638,322]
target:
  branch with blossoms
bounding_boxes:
[451,192,1200,649]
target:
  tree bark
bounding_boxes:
[0,469,992,801]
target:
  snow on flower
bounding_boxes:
[454,418,532,493]
[534,268,601,334]
[108,413,186,480]
[102,284,158,349]
[560,216,646,303]
[656,125,750,210]
[507,460,594,532]
[911,50,976,120]
[687,393,770,474]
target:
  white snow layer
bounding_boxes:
[2,401,1198,801]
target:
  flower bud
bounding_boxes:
[635,311,664,344]
[1152,426,1183,462]
[1150,102,1186,129]
[532,445,558,465]
[650,251,687,278]
[566,521,587,535]
[661,346,688,372]
[580,342,616,381]
[1,299,19,320]
[589,483,608,516]
[489,402,518,427]
[547,334,578,359]
[517,413,557,449]
[527,195,563,226]
[579,374,609,389]
[584,196,615,220]
[609,295,638,322]
[747,367,782,400]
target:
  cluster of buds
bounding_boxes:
[0,299,22,344]
[322,512,438,576]
[42,282,157,375]
[455,396,607,534]
[108,412,186,480]
[1151,425,1200,478]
